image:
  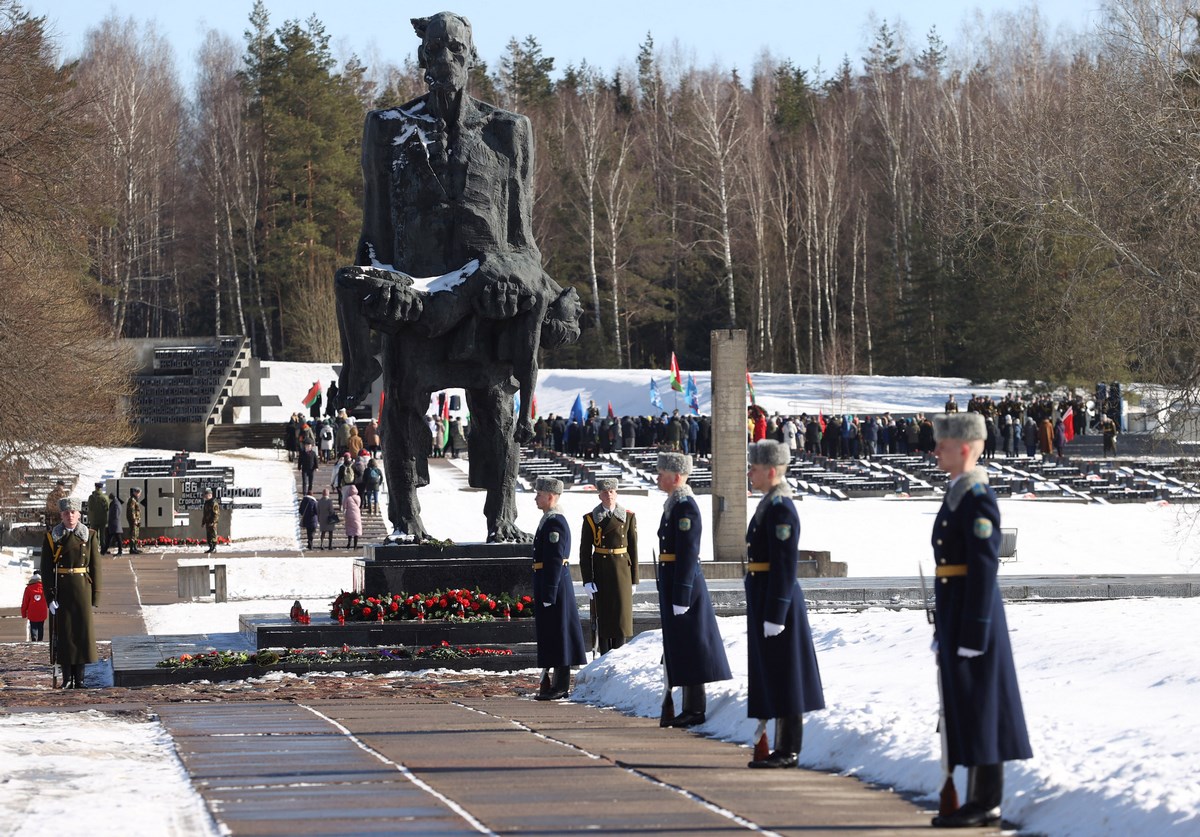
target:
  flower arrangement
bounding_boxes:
[122,536,232,548]
[156,641,513,669]
[329,588,535,623]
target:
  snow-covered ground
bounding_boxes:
[2,365,1197,835]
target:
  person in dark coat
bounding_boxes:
[929,412,1033,828]
[298,442,319,496]
[316,488,337,549]
[87,482,109,555]
[744,440,825,768]
[202,489,221,553]
[298,490,319,550]
[40,497,100,688]
[579,478,638,653]
[531,476,586,699]
[106,492,124,555]
[656,451,731,727]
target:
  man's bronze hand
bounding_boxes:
[475,278,534,319]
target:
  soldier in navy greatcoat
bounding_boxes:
[656,451,731,727]
[929,412,1032,828]
[745,440,825,768]
[532,476,587,700]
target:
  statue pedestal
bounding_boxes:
[354,542,535,596]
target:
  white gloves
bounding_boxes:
[49,600,59,615]
[957,647,984,658]
[763,621,785,637]
[584,582,598,599]
[672,604,689,616]
[542,601,552,608]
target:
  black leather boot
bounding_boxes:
[932,763,1003,828]
[667,685,706,727]
[749,714,802,768]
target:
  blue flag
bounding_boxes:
[650,378,664,411]
[570,393,585,424]
[686,373,700,414]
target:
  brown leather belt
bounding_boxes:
[659,553,675,562]
[594,547,627,555]
[56,567,88,575]
[746,562,770,573]
[531,562,567,570]
[935,564,967,577]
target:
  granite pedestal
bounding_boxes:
[354,542,535,597]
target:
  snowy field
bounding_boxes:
[1,365,1197,835]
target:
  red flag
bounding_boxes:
[531,392,538,419]
[607,400,615,418]
[302,381,321,408]
[440,394,450,447]
[818,409,826,432]
[670,353,683,392]
[746,371,756,405]
[378,389,385,418]
[1062,407,1075,443]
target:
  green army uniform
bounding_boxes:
[41,520,101,688]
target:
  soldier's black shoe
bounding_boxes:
[665,710,705,728]
[534,688,569,701]
[931,803,1001,828]
[748,751,798,769]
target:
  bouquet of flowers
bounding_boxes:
[329,589,535,623]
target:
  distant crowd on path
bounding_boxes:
[530,403,713,459]
[287,385,384,551]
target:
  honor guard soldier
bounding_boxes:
[745,440,825,768]
[41,497,100,688]
[126,487,143,553]
[87,482,110,555]
[202,488,221,553]
[930,412,1032,828]
[656,451,731,727]
[579,477,638,653]
[532,476,587,700]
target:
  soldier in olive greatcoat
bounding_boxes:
[656,452,731,728]
[40,497,100,688]
[579,477,638,652]
[126,487,144,553]
[744,440,825,768]
[202,488,221,553]
[86,482,109,555]
[929,412,1032,828]
[531,476,587,700]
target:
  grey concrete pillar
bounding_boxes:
[710,330,747,562]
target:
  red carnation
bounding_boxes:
[362,607,372,617]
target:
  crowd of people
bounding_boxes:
[287,401,385,550]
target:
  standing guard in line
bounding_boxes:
[41,497,100,688]
[531,476,587,700]
[744,439,825,768]
[126,487,143,554]
[579,477,638,653]
[929,412,1032,828]
[656,452,731,727]
[202,488,221,554]
[87,482,109,555]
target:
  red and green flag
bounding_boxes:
[302,381,321,409]
[746,371,756,405]
[670,353,684,392]
[441,394,451,447]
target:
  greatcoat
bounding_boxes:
[745,485,825,719]
[656,488,731,687]
[40,523,100,665]
[933,467,1033,767]
[579,504,639,639]
[532,509,587,668]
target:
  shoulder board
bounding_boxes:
[971,482,987,497]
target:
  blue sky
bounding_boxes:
[24,0,1102,86]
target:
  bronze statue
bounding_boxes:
[335,11,581,543]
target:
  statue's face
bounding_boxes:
[421,15,472,93]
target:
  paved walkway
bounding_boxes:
[157,695,986,836]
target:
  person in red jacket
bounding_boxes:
[21,571,49,641]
